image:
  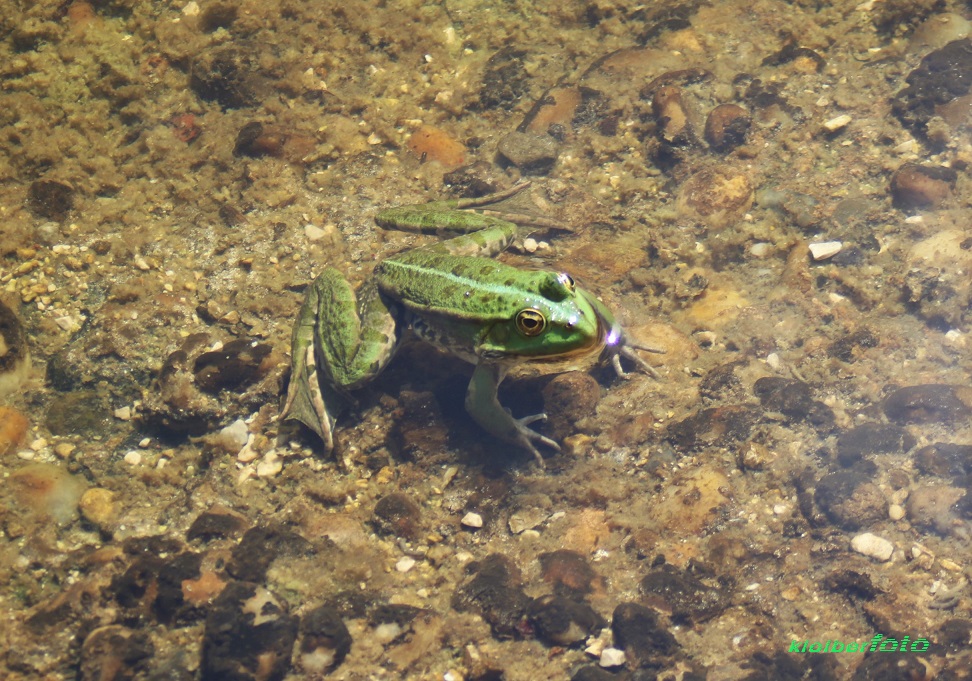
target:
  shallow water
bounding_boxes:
[1,0,971,679]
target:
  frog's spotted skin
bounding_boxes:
[281,183,661,466]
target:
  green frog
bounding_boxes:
[281,183,660,465]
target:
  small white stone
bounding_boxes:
[822,114,852,132]
[904,215,925,224]
[773,504,789,515]
[114,406,132,421]
[889,504,906,521]
[218,419,250,451]
[750,242,771,257]
[304,224,327,241]
[599,648,626,668]
[809,240,843,261]
[523,237,538,253]
[851,532,894,562]
[395,556,416,573]
[765,352,781,369]
[461,512,483,528]
[123,450,142,466]
[182,1,200,16]
[256,450,283,477]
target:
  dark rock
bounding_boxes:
[890,163,956,209]
[200,582,298,681]
[227,524,313,582]
[640,564,731,625]
[541,373,601,443]
[187,509,248,542]
[739,650,839,681]
[611,602,679,668]
[570,667,616,681]
[667,406,758,451]
[822,569,881,601]
[297,605,351,675]
[814,471,888,531]
[27,179,74,221]
[44,390,110,436]
[233,121,285,157]
[497,131,559,175]
[122,535,185,557]
[526,595,605,647]
[0,299,30,394]
[698,361,745,402]
[190,45,265,109]
[539,549,601,597]
[111,552,205,624]
[914,443,972,478]
[479,47,529,110]
[199,2,239,32]
[835,424,915,467]
[753,377,835,429]
[370,603,424,628]
[938,618,972,653]
[193,339,273,393]
[852,651,932,680]
[452,554,532,639]
[372,492,423,540]
[79,625,154,681]
[139,336,225,436]
[323,589,374,620]
[892,38,972,145]
[443,162,502,198]
[883,384,972,424]
[761,35,826,71]
[704,104,751,152]
[827,329,878,362]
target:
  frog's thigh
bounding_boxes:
[313,269,398,387]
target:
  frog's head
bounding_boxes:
[478,271,616,361]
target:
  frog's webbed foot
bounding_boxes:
[467,362,559,468]
[511,412,560,469]
[281,343,339,450]
[613,343,665,380]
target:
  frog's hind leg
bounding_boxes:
[281,268,398,449]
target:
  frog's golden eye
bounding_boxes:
[515,308,547,336]
[558,272,576,292]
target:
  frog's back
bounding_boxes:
[376,251,545,322]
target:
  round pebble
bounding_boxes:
[79,487,119,531]
[850,532,894,562]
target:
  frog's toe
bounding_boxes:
[513,413,561,466]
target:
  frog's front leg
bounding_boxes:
[281,268,398,450]
[465,361,559,467]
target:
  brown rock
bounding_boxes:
[883,384,972,424]
[890,163,956,209]
[405,125,467,168]
[523,87,583,135]
[907,485,966,536]
[704,104,751,152]
[0,405,29,455]
[676,166,754,229]
[79,487,119,531]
